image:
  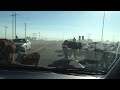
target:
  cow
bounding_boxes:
[0,39,16,64]
[17,52,40,67]
[62,40,82,60]
[62,40,69,60]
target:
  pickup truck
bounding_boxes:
[13,38,32,52]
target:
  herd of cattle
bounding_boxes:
[0,38,118,71]
[0,39,40,66]
[62,39,120,71]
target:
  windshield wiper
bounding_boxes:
[0,64,106,75]
[51,67,106,75]
[0,63,54,71]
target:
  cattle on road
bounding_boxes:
[0,39,16,64]
[17,52,40,67]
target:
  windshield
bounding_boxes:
[13,39,26,43]
[0,11,119,75]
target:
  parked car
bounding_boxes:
[13,38,32,52]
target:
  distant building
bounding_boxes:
[79,36,81,41]
[82,36,84,40]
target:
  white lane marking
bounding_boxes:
[68,55,85,68]
[74,59,85,68]
[29,45,48,54]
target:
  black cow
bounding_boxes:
[66,40,82,50]
[62,40,82,60]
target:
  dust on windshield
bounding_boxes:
[0,11,119,74]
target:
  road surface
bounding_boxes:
[16,40,113,71]
[18,40,85,68]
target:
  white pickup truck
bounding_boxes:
[13,38,32,52]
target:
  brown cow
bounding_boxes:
[0,39,16,64]
[17,52,40,67]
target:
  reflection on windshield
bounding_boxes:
[0,11,119,74]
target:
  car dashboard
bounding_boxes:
[0,69,103,79]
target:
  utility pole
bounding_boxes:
[4,26,8,39]
[39,32,40,40]
[0,25,8,39]
[42,35,43,40]
[14,12,18,39]
[101,11,105,42]
[33,33,36,40]
[90,33,91,39]
[33,33,35,37]
[87,33,89,40]
[10,12,14,39]
[87,33,91,40]
[25,22,26,38]
[63,33,64,41]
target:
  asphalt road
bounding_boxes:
[21,40,86,68]
[0,40,113,71]
[16,40,112,70]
